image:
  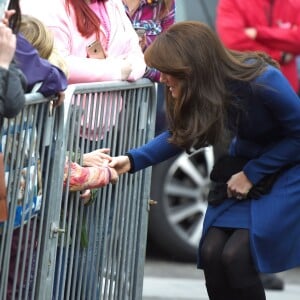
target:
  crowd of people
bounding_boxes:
[2,0,300,299]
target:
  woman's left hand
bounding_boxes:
[227,171,253,199]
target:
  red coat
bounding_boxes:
[216,0,300,92]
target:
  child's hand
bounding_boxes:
[52,91,65,107]
[80,189,91,205]
[82,148,112,167]
[109,167,118,184]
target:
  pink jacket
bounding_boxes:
[21,0,146,84]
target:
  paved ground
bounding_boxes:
[143,276,300,300]
[143,257,300,300]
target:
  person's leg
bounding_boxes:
[200,227,240,300]
[222,229,266,300]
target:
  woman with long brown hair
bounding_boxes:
[110,21,300,299]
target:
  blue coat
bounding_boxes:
[198,65,300,273]
[128,65,300,273]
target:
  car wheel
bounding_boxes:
[148,146,214,261]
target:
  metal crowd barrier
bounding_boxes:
[0,79,157,300]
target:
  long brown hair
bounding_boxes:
[66,0,108,38]
[144,21,279,150]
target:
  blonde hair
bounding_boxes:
[49,48,69,78]
[20,14,54,59]
[20,14,69,78]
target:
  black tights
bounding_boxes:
[200,227,266,300]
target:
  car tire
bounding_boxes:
[148,147,214,262]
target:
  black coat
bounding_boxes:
[0,62,26,129]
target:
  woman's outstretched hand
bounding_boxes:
[109,155,131,175]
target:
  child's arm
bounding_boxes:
[64,161,118,192]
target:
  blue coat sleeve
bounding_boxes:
[243,66,300,184]
[14,34,68,97]
[127,130,183,172]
